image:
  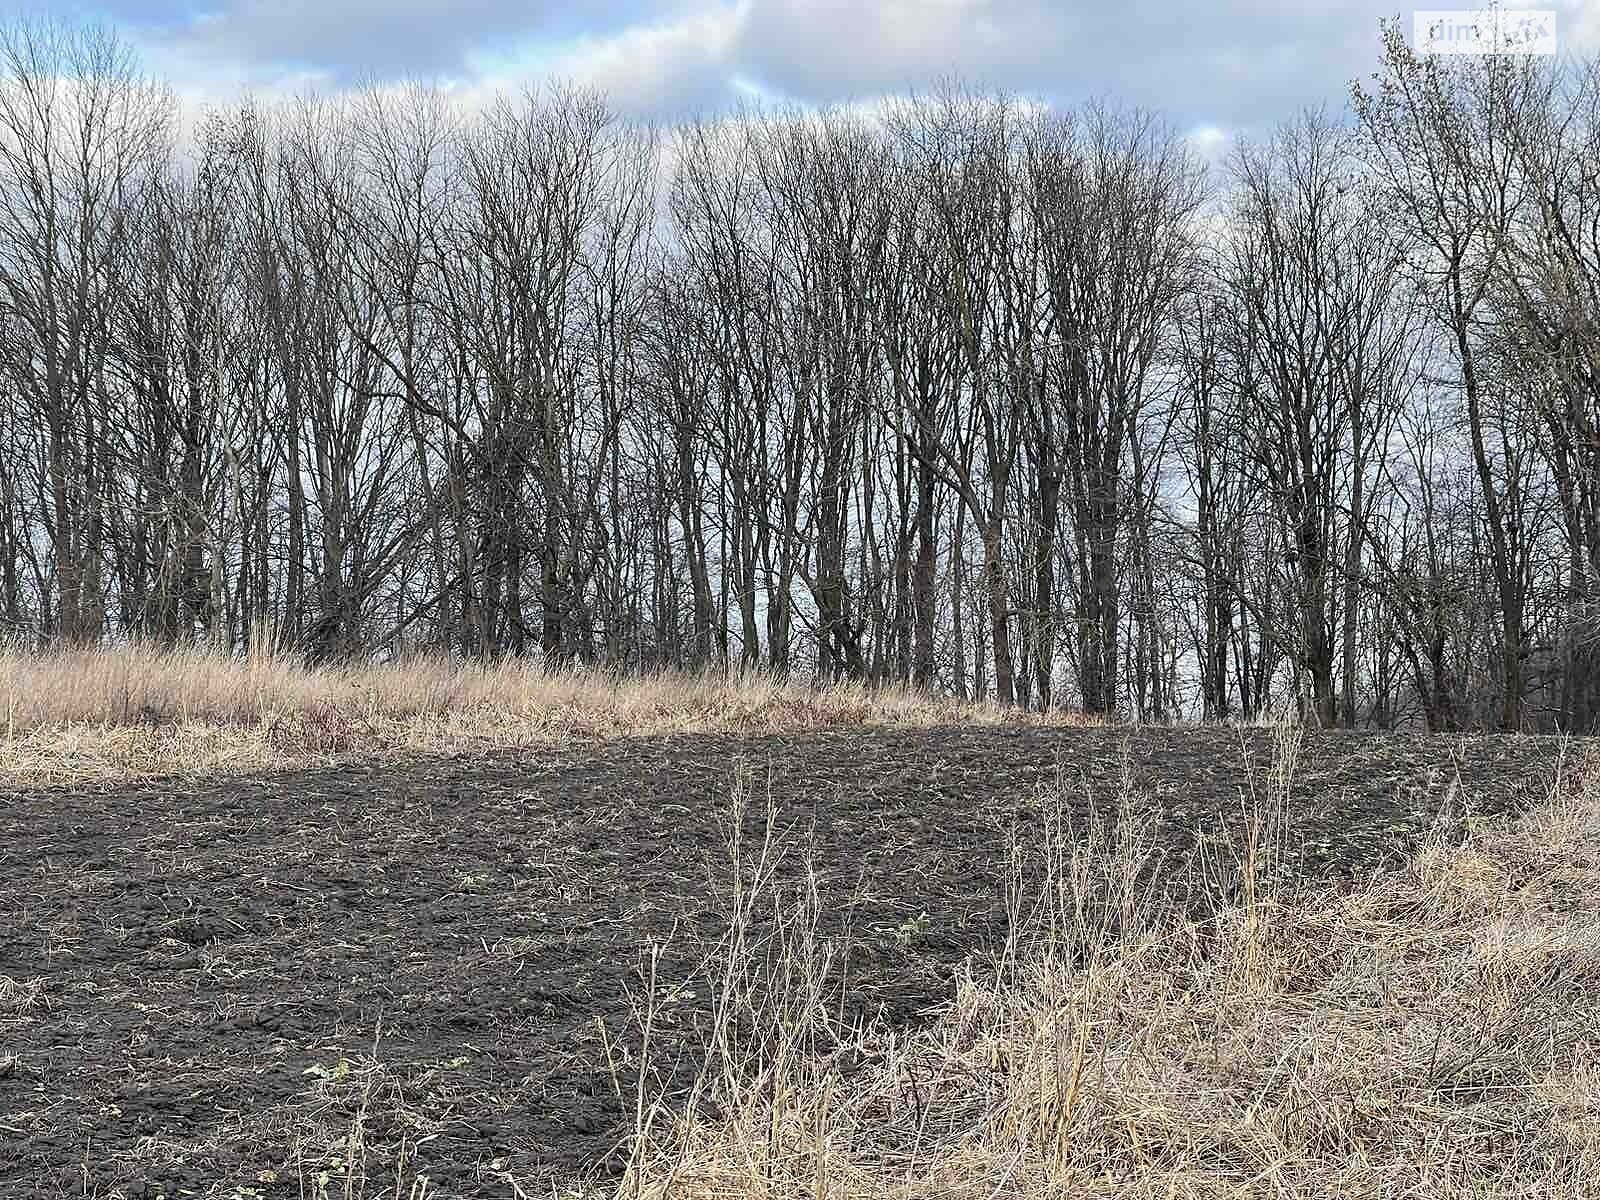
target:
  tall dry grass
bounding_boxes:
[0,642,1088,785]
[616,729,1600,1200]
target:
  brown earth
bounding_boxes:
[0,725,1567,1199]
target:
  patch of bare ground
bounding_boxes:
[0,722,1580,1198]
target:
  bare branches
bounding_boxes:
[1,17,1599,729]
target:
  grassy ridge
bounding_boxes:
[0,643,1092,785]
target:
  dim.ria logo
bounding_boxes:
[1414,8,1557,54]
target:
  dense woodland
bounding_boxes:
[5,19,1600,729]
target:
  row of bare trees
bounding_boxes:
[3,19,1600,728]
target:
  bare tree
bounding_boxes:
[1356,25,1549,730]
[0,20,170,642]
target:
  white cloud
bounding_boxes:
[1185,124,1233,167]
[102,0,1581,134]
[471,3,746,118]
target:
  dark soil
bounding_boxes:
[0,725,1566,1198]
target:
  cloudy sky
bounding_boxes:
[49,0,1600,142]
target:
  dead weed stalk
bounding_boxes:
[618,733,1600,1199]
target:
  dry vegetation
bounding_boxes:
[616,730,1600,1200]
[2,649,1593,1199]
[0,643,1085,785]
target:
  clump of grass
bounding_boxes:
[0,974,48,1015]
[619,734,1600,1200]
[0,643,1095,785]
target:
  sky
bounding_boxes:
[47,0,1600,146]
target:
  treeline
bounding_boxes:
[2,19,1599,728]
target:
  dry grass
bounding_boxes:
[618,729,1600,1200]
[0,643,1089,786]
[7,644,1593,1197]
